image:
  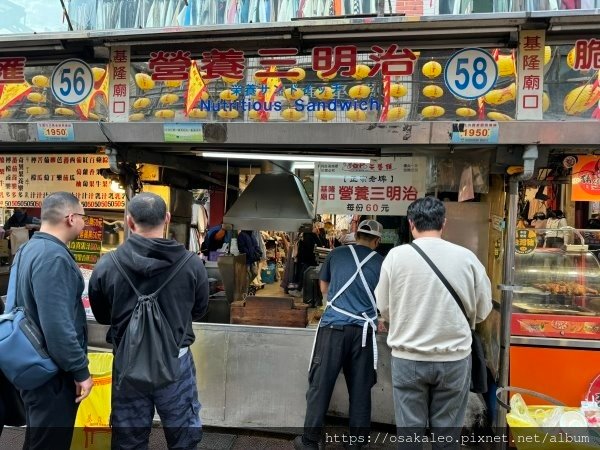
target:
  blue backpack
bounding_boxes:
[0,245,58,390]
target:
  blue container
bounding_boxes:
[261,265,276,284]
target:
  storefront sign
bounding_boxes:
[0,57,27,83]
[314,157,426,216]
[571,155,600,201]
[109,47,131,122]
[450,122,498,144]
[573,38,600,70]
[515,228,537,254]
[516,30,545,120]
[51,59,94,106]
[36,122,74,141]
[163,123,204,142]
[0,154,125,209]
[69,216,103,265]
[444,48,498,100]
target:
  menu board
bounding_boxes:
[69,215,103,266]
[0,154,125,209]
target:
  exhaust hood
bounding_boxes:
[223,162,314,231]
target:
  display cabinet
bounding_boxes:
[512,247,600,340]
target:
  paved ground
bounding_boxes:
[0,425,501,449]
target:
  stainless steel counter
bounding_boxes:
[87,320,395,427]
[510,335,599,349]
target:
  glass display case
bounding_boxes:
[512,247,600,339]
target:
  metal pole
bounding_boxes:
[376,0,385,16]
[496,177,518,445]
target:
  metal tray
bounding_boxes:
[512,302,598,316]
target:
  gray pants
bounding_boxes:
[391,356,470,450]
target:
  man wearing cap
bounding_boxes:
[294,220,384,450]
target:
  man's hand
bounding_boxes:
[75,377,94,403]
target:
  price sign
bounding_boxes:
[444,48,497,100]
[51,59,94,105]
[451,122,498,144]
[36,122,74,141]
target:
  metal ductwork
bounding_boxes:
[223,161,315,231]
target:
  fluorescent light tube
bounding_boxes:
[197,152,372,163]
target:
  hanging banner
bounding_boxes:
[571,155,600,201]
[516,29,545,120]
[0,154,125,209]
[314,157,426,216]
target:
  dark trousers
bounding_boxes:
[111,351,202,450]
[20,371,79,450]
[303,325,376,444]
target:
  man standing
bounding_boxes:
[295,220,384,450]
[12,192,93,450]
[89,192,208,450]
[375,197,492,448]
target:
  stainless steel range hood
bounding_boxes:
[223,161,314,231]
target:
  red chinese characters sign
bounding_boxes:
[574,39,600,71]
[0,154,125,209]
[69,216,103,265]
[314,157,426,216]
[0,57,26,84]
[517,30,545,120]
[149,45,416,81]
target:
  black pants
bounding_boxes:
[20,371,79,450]
[303,325,376,444]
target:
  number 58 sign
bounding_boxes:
[444,48,498,100]
[51,59,94,105]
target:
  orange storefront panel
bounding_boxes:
[510,345,600,406]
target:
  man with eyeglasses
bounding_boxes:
[9,192,93,450]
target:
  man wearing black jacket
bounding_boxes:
[13,192,92,450]
[89,192,208,450]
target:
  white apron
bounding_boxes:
[308,246,379,371]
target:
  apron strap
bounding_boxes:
[308,246,379,372]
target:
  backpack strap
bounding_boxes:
[109,251,195,299]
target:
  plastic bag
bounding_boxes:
[458,165,475,202]
[71,353,113,450]
[9,228,29,255]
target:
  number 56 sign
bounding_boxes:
[51,59,94,105]
[444,48,498,100]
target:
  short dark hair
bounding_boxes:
[406,196,445,232]
[128,193,167,228]
[356,231,379,243]
[41,192,81,225]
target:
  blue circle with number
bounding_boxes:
[444,48,498,100]
[51,59,94,106]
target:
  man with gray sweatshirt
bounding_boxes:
[375,197,492,449]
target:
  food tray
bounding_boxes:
[512,302,597,316]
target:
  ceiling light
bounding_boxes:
[196,152,372,163]
[293,162,315,170]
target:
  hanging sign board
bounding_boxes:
[314,157,426,216]
[516,29,545,120]
[0,154,125,209]
[109,47,131,122]
[571,155,600,201]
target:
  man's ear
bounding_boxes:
[165,211,171,225]
[126,215,136,232]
